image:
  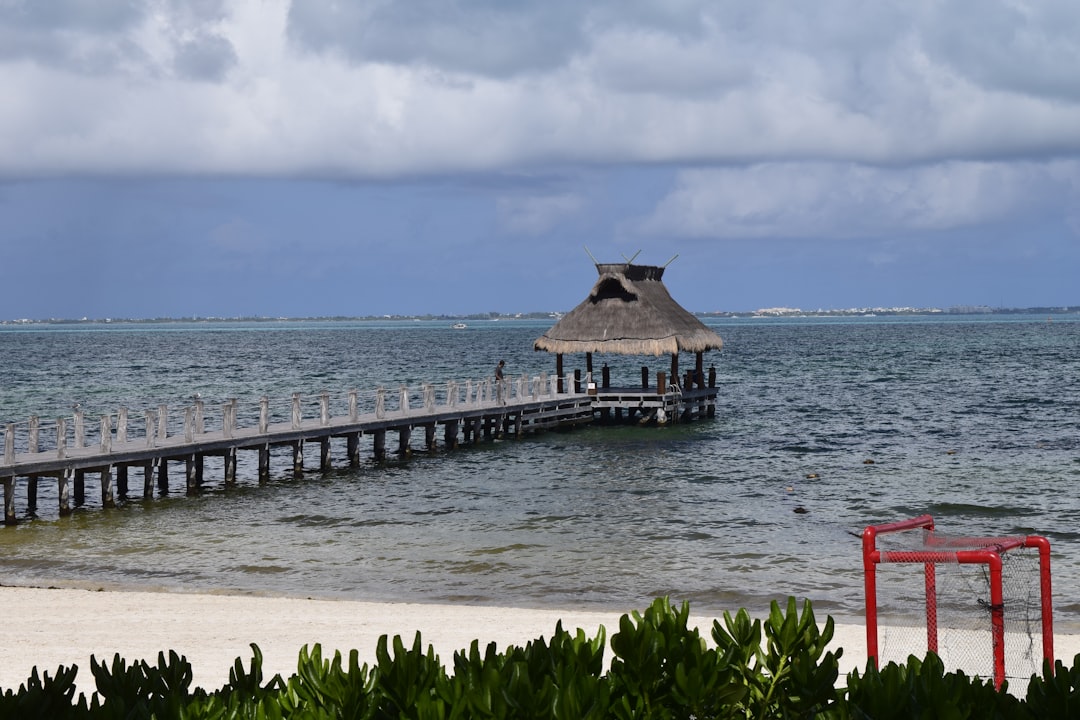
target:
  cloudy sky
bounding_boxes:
[2,0,1079,319]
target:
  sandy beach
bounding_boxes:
[3,584,1075,696]
[0,585,870,693]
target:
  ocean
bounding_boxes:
[1,315,1078,627]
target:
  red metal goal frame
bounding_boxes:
[862,514,1053,690]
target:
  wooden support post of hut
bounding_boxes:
[444,420,459,449]
[186,454,199,494]
[3,477,15,525]
[424,424,437,452]
[708,366,717,409]
[101,466,116,508]
[117,465,129,498]
[157,459,169,494]
[292,441,304,475]
[143,460,155,498]
[347,433,361,466]
[320,438,332,471]
[373,430,386,462]
[59,468,73,516]
[27,476,38,515]
[225,448,238,484]
[74,469,86,506]
[534,259,722,422]
[398,426,412,456]
[258,444,271,482]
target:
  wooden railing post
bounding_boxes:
[195,398,205,434]
[56,417,67,459]
[145,411,156,448]
[28,416,39,453]
[184,406,195,442]
[2,424,13,465]
[116,408,127,445]
[223,402,235,439]
[291,393,302,429]
[157,404,168,442]
[447,381,458,408]
[73,407,85,449]
[320,391,330,426]
[375,388,386,419]
[259,396,269,434]
[348,390,359,421]
[99,415,112,453]
[399,385,410,415]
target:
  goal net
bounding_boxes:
[862,515,1053,691]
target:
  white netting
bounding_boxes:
[870,527,1048,691]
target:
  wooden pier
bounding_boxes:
[1,370,717,524]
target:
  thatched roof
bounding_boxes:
[534,263,723,356]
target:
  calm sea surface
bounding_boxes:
[1,315,1078,627]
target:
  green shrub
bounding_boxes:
[608,596,745,719]
[2,598,1077,719]
[845,653,1028,720]
[711,596,842,719]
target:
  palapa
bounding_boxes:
[534,263,723,356]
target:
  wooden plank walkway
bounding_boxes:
[1,371,717,524]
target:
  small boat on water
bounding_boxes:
[452,323,467,329]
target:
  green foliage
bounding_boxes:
[845,653,1028,720]
[374,631,446,719]
[712,596,842,719]
[608,596,745,719]
[0,664,89,719]
[278,643,375,719]
[89,648,199,719]
[1025,654,1080,719]
[2,597,1078,719]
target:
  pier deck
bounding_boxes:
[2,372,717,524]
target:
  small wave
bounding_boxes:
[231,564,291,574]
[774,444,836,454]
[924,502,1041,518]
[469,544,542,555]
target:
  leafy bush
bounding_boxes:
[712,596,842,719]
[1,597,1077,719]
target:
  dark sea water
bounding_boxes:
[1,315,1078,627]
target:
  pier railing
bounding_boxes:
[2,371,577,464]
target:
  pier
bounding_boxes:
[1,370,718,524]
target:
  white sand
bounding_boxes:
[0,586,1074,694]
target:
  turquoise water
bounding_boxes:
[1,315,1078,625]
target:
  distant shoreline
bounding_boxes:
[4,306,1079,326]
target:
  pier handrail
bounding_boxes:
[1,371,579,464]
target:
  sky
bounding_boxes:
[2,0,1080,319]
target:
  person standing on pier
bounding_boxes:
[495,359,506,403]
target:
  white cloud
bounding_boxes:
[637,161,1080,240]
[2,0,1080,178]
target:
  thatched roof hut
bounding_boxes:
[534,263,723,356]
[535,262,722,391]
